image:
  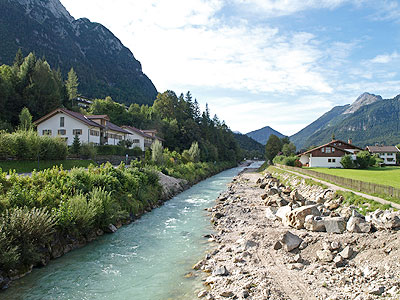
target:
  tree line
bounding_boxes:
[0,50,242,162]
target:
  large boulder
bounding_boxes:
[367,211,400,230]
[276,206,292,221]
[323,217,346,233]
[284,205,321,229]
[281,231,303,252]
[347,216,371,233]
[304,215,326,232]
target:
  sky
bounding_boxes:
[60,0,400,135]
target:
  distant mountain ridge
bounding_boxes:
[246,126,285,145]
[0,0,157,105]
[233,133,265,154]
[290,92,400,150]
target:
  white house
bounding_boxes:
[34,108,129,146]
[122,126,165,151]
[299,139,363,168]
[366,145,400,165]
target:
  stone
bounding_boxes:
[338,246,353,259]
[261,193,268,200]
[220,291,234,298]
[330,241,340,250]
[198,290,208,298]
[240,290,250,298]
[267,188,280,196]
[276,197,289,207]
[316,249,334,262]
[273,241,282,250]
[304,215,326,232]
[213,266,229,276]
[282,187,292,194]
[290,189,304,202]
[347,216,371,233]
[193,260,204,270]
[265,207,278,220]
[369,286,385,295]
[105,224,117,233]
[284,205,321,229]
[259,182,267,189]
[333,255,345,267]
[276,206,292,221]
[96,229,104,236]
[0,275,10,290]
[323,217,346,233]
[213,212,224,219]
[281,231,303,252]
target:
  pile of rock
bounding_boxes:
[260,172,400,234]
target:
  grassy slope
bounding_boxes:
[306,167,400,189]
[0,160,96,173]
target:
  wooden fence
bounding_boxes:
[276,164,400,199]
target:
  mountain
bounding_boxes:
[291,93,400,149]
[233,133,265,154]
[0,0,157,105]
[246,126,285,145]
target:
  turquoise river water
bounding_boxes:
[2,162,261,300]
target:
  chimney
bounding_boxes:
[348,138,352,144]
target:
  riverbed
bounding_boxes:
[3,162,261,300]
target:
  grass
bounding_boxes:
[306,166,400,189]
[267,166,328,189]
[0,159,97,174]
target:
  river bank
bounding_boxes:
[1,162,254,299]
[195,168,400,299]
[0,161,242,292]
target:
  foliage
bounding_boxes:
[96,145,136,156]
[132,146,143,157]
[0,159,96,174]
[233,133,264,158]
[80,143,97,159]
[340,154,355,169]
[66,68,79,101]
[355,151,372,169]
[265,134,283,163]
[151,140,164,164]
[71,134,81,155]
[282,142,296,156]
[18,107,33,131]
[273,155,300,167]
[0,130,67,161]
[0,207,56,268]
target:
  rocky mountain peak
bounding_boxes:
[343,92,383,114]
[15,0,74,23]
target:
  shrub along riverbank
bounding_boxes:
[0,160,236,289]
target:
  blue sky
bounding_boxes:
[60,0,400,135]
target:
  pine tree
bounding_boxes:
[13,48,24,68]
[66,67,79,101]
[18,107,33,131]
[72,134,81,155]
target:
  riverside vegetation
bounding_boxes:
[0,139,236,290]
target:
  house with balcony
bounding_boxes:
[34,108,129,146]
[298,139,363,168]
[122,126,164,151]
[366,145,400,165]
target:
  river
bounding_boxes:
[3,162,262,300]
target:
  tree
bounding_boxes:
[151,140,164,164]
[340,154,354,169]
[282,142,296,156]
[265,134,283,163]
[280,136,290,145]
[188,141,200,162]
[66,67,79,101]
[355,151,371,169]
[18,107,33,131]
[71,134,81,155]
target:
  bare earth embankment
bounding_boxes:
[193,168,400,300]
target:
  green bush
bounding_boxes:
[80,143,97,159]
[0,207,56,268]
[355,151,371,169]
[96,145,136,156]
[340,154,355,169]
[0,130,67,161]
[273,155,300,167]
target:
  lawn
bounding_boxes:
[0,159,97,174]
[306,166,400,189]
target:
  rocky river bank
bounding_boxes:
[194,168,400,300]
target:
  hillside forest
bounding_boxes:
[0,50,248,162]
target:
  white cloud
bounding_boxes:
[234,0,351,16]
[370,51,399,63]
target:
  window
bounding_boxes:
[326,147,331,153]
[321,147,325,153]
[60,116,64,127]
[132,139,140,144]
[328,159,331,162]
[328,159,336,163]
[332,159,336,162]
[117,135,122,140]
[58,129,66,135]
[42,129,52,135]
[332,148,335,152]
[73,129,82,135]
[90,129,99,136]
[387,158,394,162]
